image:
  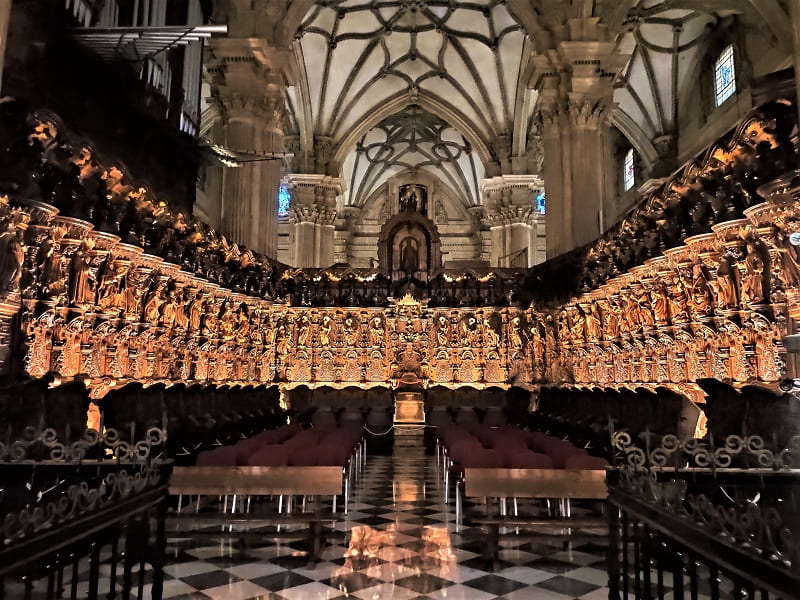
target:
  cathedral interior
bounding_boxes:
[1,1,800,599]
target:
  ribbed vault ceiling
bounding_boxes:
[615,3,717,150]
[286,0,533,169]
[342,104,484,209]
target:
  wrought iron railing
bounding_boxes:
[606,430,800,599]
[0,427,172,600]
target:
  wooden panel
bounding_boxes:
[170,466,344,496]
[464,468,608,499]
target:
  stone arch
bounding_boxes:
[331,91,495,171]
[378,210,442,279]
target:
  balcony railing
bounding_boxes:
[64,0,224,138]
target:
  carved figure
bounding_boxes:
[297,315,310,346]
[369,316,384,347]
[0,218,24,293]
[68,240,95,306]
[483,318,500,347]
[36,238,65,299]
[344,316,359,347]
[689,264,713,317]
[714,255,738,309]
[509,316,523,348]
[437,315,450,346]
[740,244,765,304]
[320,315,332,347]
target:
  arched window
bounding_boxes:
[623,148,635,192]
[278,185,291,218]
[713,44,736,106]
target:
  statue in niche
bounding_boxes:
[319,315,333,347]
[0,214,25,293]
[483,318,500,347]
[68,240,95,306]
[344,315,359,347]
[714,255,738,310]
[436,315,450,347]
[380,199,392,223]
[739,243,766,304]
[434,199,448,224]
[400,236,420,276]
[296,315,310,347]
[369,316,384,347]
[399,184,427,214]
[36,236,66,300]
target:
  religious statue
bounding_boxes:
[369,316,384,347]
[161,288,179,329]
[319,315,333,347]
[584,303,602,342]
[688,264,713,317]
[0,214,25,294]
[143,285,165,324]
[568,308,586,343]
[776,227,800,288]
[219,302,238,340]
[187,292,204,332]
[483,318,500,347]
[96,257,124,311]
[509,316,524,349]
[296,315,311,346]
[649,282,669,325]
[173,289,188,329]
[36,237,65,300]
[714,255,738,310]
[436,315,450,347]
[434,199,447,224]
[400,184,426,213]
[68,240,95,306]
[668,273,690,323]
[344,316,359,347]
[400,237,420,276]
[739,244,766,304]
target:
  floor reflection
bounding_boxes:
[331,524,457,594]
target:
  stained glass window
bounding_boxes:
[278,185,291,218]
[536,192,545,214]
[623,148,635,192]
[714,45,736,106]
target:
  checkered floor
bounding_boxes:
[157,449,616,599]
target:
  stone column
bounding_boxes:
[285,174,341,268]
[208,39,288,258]
[0,0,11,95]
[481,175,546,268]
[335,205,361,265]
[530,19,628,259]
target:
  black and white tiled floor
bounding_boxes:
[157,450,616,599]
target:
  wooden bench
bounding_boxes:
[170,464,352,511]
[461,467,608,516]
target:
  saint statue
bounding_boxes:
[400,237,419,275]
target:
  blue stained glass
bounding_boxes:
[536,192,545,214]
[278,185,291,218]
[714,45,736,106]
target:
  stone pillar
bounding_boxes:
[335,205,361,265]
[480,175,545,268]
[530,19,628,259]
[0,0,11,95]
[285,174,341,268]
[208,40,288,258]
